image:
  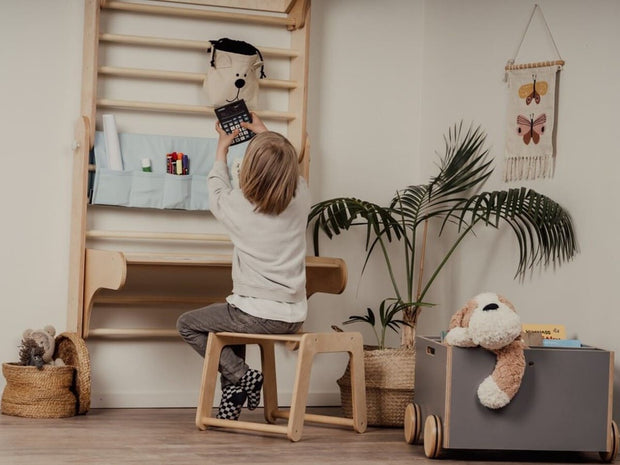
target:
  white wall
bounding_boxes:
[416,0,620,420]
[2,0,620,416]
[306,0,426,357]
[0,0,424,407]
[0,0,83,386]
[416,0,620,387]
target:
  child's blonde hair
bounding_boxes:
[239,131,299,215]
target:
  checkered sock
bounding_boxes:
[216,384,246,421]
[239,368,264,411]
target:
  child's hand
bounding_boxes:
[215,122,239,161]
[241,112,268,134]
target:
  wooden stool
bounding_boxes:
[195,331,367,442]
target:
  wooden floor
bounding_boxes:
[0,407,609,465]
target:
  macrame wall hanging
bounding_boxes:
[504,4,564,182]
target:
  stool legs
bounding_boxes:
[348,334,368,434]
[195,333,225,430]
[195,332,367,441]
[287,335,315,441]
[258,341,278,424]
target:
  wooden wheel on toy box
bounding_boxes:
[423,415,443,459]
[600,421,619,463]
[404,403,422,444]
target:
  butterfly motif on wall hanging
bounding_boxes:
[518,74,548,105]
[517,113,546,145]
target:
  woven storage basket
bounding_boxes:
[338,346,415,427]
[54,332,91,414]
[1,331,90,418]
[1,363,76,418]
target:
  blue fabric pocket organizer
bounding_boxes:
[91,131,246,211]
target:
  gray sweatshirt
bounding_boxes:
[208,160,310,303]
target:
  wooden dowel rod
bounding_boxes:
[99,66,204,82]
[505,59,565,70]
[147,0,291,13]
[88,328,180,338]
[99,33,299,58]
[273,410,355,427]
[98,66,298,89]
[253,78,299,90]
[103,1,295,28]
[97,99,296,121]
[86,229,231,242]
[97,98,210,115]
[198,417,289,434]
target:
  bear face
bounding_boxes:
[22,325,56,363]
[203,39,264,109]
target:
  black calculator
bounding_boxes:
[214,99,255,146]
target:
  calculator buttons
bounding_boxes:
[215,99,255,146]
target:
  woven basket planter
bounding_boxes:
[338,346,415,427]
[1,363,77,418]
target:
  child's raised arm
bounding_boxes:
[241,112,268,134]
[215,122,239,162]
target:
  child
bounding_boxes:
[177,114,310,421]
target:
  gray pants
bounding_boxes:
[176,302,303,386]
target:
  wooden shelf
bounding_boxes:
[84,249,346,338]
[68,0,316,338]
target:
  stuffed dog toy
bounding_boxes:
[444,292,525,409]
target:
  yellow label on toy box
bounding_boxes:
[521,324,566,340]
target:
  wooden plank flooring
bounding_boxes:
[0,407,607,465]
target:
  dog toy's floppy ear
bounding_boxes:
[443,299,478,347]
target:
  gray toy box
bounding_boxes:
[406,336,617,461]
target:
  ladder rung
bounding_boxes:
[99,33,299,58]
[103,1,295,28]
[96,99,296,121]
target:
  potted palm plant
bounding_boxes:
[333,297,416,426]
[308,123,577,426]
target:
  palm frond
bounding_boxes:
[392,124,493,229]
[307,122,578,348]
[343,307,376,327]
[308,198,403,255]
[451,188,577,277]
[431,123,492,195]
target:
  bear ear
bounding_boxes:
[43,325,56,337]
[23,329,33,339]
[213,52,232,69]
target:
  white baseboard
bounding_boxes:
[91,390,342,409]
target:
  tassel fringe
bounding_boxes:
[504,154,554,182]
